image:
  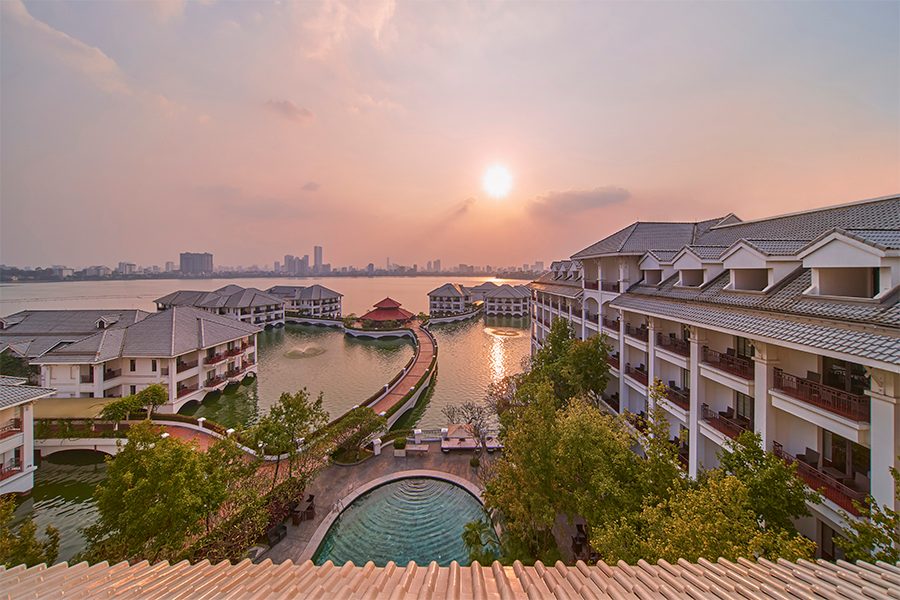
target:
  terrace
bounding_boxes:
[624,323,648,342]
[664,384,690,411]
[701,403,750,440]
[702,347,753,380]
[773,368,869,422]
[624,363,648,385]
[0,418,22,441]
[772,442,868,516]
[657,333,690,357]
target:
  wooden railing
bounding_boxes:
[176,360,198,373]
[602,317,619,331]
[607,355,620,369]
[584,280,599,290]
[773,368,869,422]
[624,324,648,342]
[600,281,619,292]
[701,403,749,439]
[702,347,753,380]
[177,385,198,398]
[665,386,690,411]
[0,462,22,482]
[657,333,690,357]
[624,364,648,385]
[773,442,867,516]
[205,354,226,365]
[103,369,121,380]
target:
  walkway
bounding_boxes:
[264,442,481,564]
[370,322,435,415]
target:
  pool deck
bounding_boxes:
[262,442,483,564]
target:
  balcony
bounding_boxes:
[177,385,198,398]
[773,368,869,422]
[0,461,23,482]
[601,394,620,413]
[701,403,750,440]
[773,442,867,516]
[702,347,753,380]
[584,280,599,290]
[205,354,226,366]
[602,317,619,331]
[664,386,690,411]
[176,360,198,373]
[624,323,648,342]
[657,333,690,358]
[607,354,620,369]
[80,374,94,384]
[0,418,22,441]
[600,281,619,293]
[205,375,226,388]
[224,347,243,358]
[103,368,121,380]
[624,364,648,385]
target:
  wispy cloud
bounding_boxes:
[529,186,630,218]
[264,99,314,123]
[302,181,320,192]
[2,0,131,95]
[349,93,403,115]
[301,0,397,58]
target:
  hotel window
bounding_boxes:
[130,385,137,395]
[680,368,690,391]
[735,337,754,359]
[735,392,754,423]
[130,359,136,372]
[151,359,157,372]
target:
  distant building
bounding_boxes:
[165,261,175,273]
[484,284,531,316]
[116,262,136,275]
[0,377,54,495]
[433,259,441,272]
[314,246,323,273]
[267,285,342,318]
[32,307,259,413]
[179,252,213,275]
[155,284,284,327]
[84,265,112,277]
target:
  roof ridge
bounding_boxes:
[708,194,899,231]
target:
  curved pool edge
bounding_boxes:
[299,469,484,563]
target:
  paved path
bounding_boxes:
[264,442,481,564]
[370,323,435,415]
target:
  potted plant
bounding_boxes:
[393,437,407,457]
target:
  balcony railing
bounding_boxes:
[224,347,243,358]
[0,418,22,440]
[702,347,753,380]
[205,375,226,388]
[602,394,620,412]
[0,462,23,482]
[773,368,869,422]
[664,386,690,411]
[602,317,619,331]
[600,281,619,293]
[773,442,867,516]
[205,354,226,366]
[624,364,648,385]
[177,385,198,398]
[624,323,649,342]
[176,360,198,373]
[80,374,94,384]
[657,333,690,357]
[607,355,620,369]
[584,280,599,290]
[103,368,121,380]
[701,403,750,440]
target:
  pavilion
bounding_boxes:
[359,298,415,324]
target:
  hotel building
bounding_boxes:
[531,195,900,556]
[30,307,260,413]
[0,377,54,495]
[428,283,475,315]
[267,285,343,318]
[155,284,285,327]
[484,284,531,316]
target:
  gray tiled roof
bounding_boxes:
[0,310,149,358]
[684,245,729,260]
[0,383,55,409]
[428,283,467,297]
[34,307,260,364]
[572,218,729,259]
[155,285,283,310]
[841,229,900,250]
[485,284,530,299]
[740,239,811,256]
[645,249,680,262]
[0,376,28,386]
[612,293,900,365]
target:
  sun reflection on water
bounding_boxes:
[485,327,521,383]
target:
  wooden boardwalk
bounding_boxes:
[370,323,436,415]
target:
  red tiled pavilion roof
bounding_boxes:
[373,297,402,309]
[360,298,414,322]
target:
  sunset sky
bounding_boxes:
[1,0,898,269]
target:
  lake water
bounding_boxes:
[1,277,530,560]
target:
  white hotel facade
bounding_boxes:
[531,195,900,557]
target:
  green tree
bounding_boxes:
[718,431,818,530]
[136,384,168,418]
[562,333,610,404]
[462,518,500,564]
[636,386,684,508]
[200,435,257,532]
[0,496,59,567]
[332,407,385,462]
[837,466,900,562]
[99,395,144,430]
[268,389,329,476]
[249,414,292,490]
[82,421,209,563]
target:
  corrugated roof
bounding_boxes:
[1,557,897,599]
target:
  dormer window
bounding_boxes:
[679,269,704,287]
[731,268,768,292]
[643,269,662,285]
[814,267,881,299]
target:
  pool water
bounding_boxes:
[312,478,490,566]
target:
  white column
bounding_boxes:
[867,368,898,511]
[647,318,657,413]
[618,310,627,412]
[688,326,706,479]
[752,342,777,451]
[22,402,34,469]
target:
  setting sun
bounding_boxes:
[482,165,513,199]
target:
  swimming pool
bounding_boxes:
[312,477,489,566]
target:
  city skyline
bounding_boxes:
[2,1,898,269]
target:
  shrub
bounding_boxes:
[470,456,480,469]
[393,438,407,449]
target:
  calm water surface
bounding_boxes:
[2,277,529,560]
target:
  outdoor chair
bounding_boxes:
[668,380,676,389]
[719,407,735,420]
[266,524,287,547]
[798,447,819,468]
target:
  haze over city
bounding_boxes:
[1,0,898,269]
